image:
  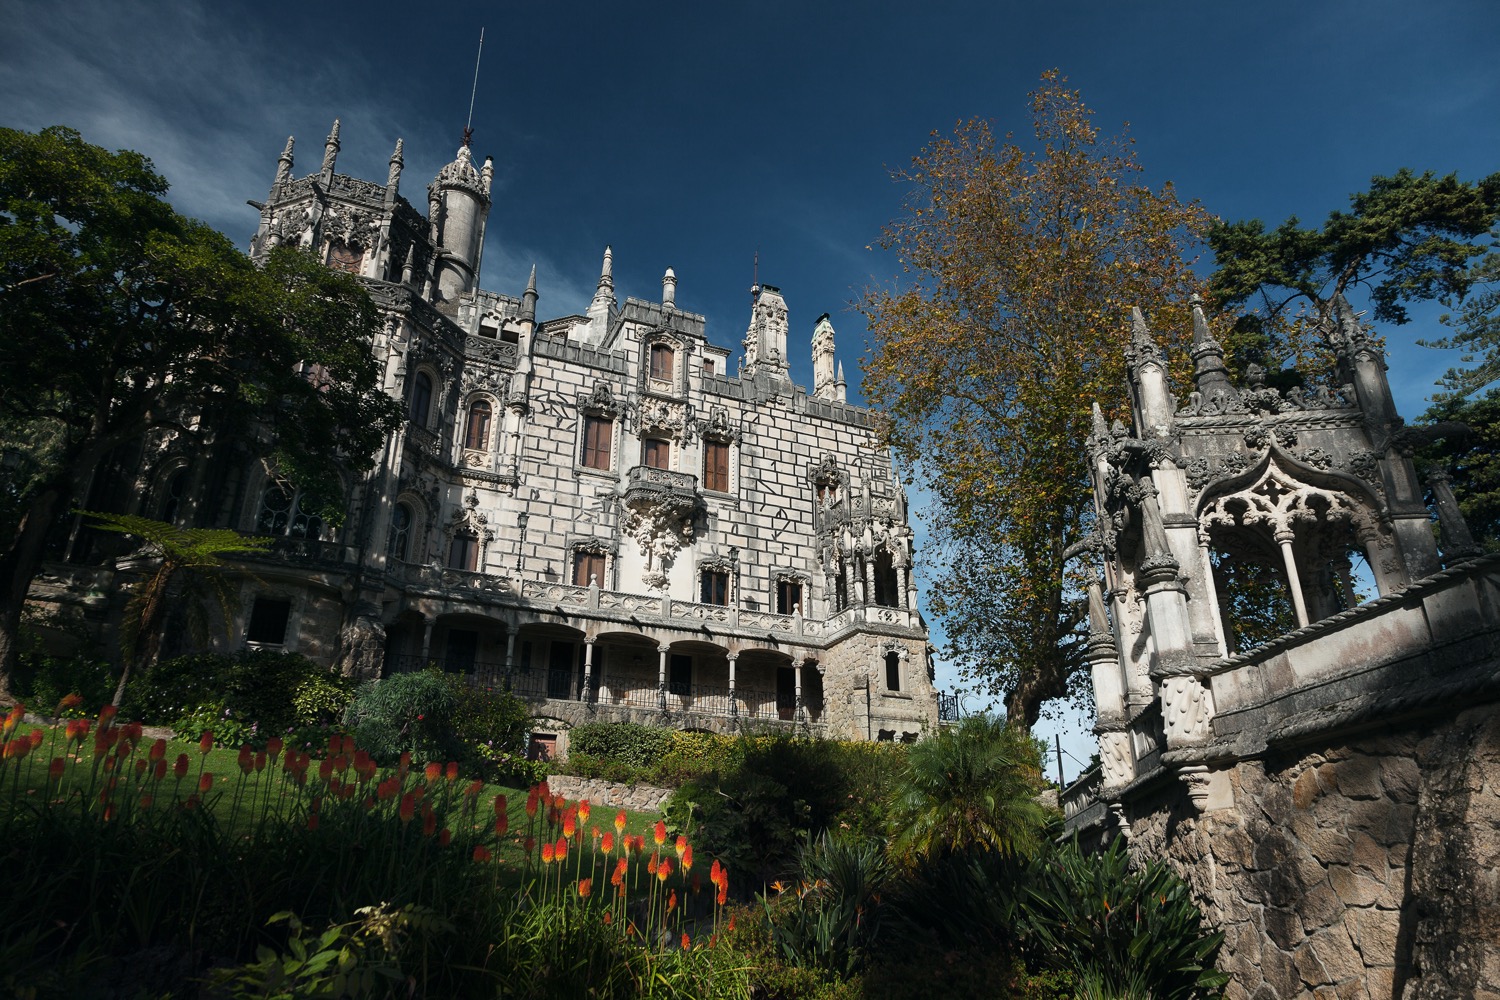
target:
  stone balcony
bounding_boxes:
[621,465,701,518]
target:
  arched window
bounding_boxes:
[328,242,363,274]
[388,502,413,561]
[465,400,492,450]
[649,343,674,380]
[409,371,433,426]
[873,550,900,607]
[256,479,324,539]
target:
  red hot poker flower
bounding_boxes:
[578,878,592,899]
[614,810,627,833]
[675,834,687,859]
[493,794,508,817]
[399,792,416,823]
[174,754,189,779]
[445,761,459,781]
[198,772,213,793]
[148,738,166,762]
[473,845,492,862]
[653,820,667,846]
[495,814,508,837]
[48,757,65,782]
[199,731,214,754]
[577,799,590,824]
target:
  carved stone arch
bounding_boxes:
[699,405,735,443]
[640,328,687,396]
[579,380,622,419]
[150,455,193,523]
[443,490,495,571]
[1195,444,1388,545]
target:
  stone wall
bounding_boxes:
[1122,705,1500,1000]
[545,775,672,813]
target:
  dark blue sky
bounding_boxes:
[5,0,1496,772]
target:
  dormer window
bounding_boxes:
[702,357,715,376]
[650,344,674,380]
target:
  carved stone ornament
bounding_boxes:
[1099,730,1134,789]
[460,365,505,397]
[621,496,695,592]
[447,491,495,543]
[636,398,689,441]
[1199,453,1384,551]
[322,203,380,249]
[1160,674,1213,747]
[582,381,621,417]
[700,405,734,442]
[1179,764,1212,813]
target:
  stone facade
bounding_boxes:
[1063,296,1500,998]
[37,122,937,748]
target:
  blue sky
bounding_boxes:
[5,0,1496,778]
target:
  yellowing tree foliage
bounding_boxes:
[859,73,1210,728]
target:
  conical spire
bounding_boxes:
[275,135,295,185]
[1137,483,1180,582]
[401,244,416,285]
[521,264,538,323]
[321,119,341,175]
[1126,306,1162,369]
[1188,294,1243,414]
[662,267,677,310]
[387,138,404,192]
[591,246,615,310]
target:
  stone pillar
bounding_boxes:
[794,661,805,723]
[504,629,516,676]
[1275,527,1311,628]
[418,617,433,667]
[1086,583,1135,791]
[726,652,738,718]
[657,643,669,712]
[863,555,876,608]
[1428,468,1482,563]
[583,637,595,703]
[1197,536,1228,657]
[1138,487,1215,756]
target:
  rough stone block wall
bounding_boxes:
[1125,705,1500,1000]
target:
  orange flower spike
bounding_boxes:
[681,932,690,951]
[198,772,213,793]
[58,693,82,712]
[255,751,267,773]
[577,799,590,824]
[653,820,667,846]
[493,793,508,817]
[541,842,555,864]
[525,788,539,818]
[658,858,673,882]
[578,877,592,899]
[265,736,283,760]
[647,853,658,876]
[173,753,189,779]
[146,737,166,763]
[537,779,551,803]
[134,759,147,777]
[152,759,166,781]
[562,812,576,839]
[237,745,254,775]
[424,761,441,783]
[29,729,45,750]
[601,831,615,854]
[48,757,65,782]
[525,836,536,856]
[422,807,437,837]
[614,809,627,833]
[667,889,677,912]
[445,761,459,781]
[318,758,334,782]
[495,813,509,837]
[603,911,613,925]
[675,835,687,859]
[711,858,722,886]
[555,835,567,860]
[439,827,452,847]
[398,792,416,823]
[398,750,411,773]
[473,845,492,862]
[199,730,214,754]
[466,778,483,797]
[99,704,117,725]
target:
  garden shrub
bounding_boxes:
[566,721,674,770]
[14,653,115,717]
[292,670,356,726]
[344,669,462,764]
[1017,837,1228,999]
[124,649,338,743]
[763,833,891,978]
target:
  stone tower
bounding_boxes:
[428,140,493,306]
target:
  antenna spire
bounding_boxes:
[463,28,485,147]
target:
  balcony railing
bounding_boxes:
[386,655,820,723]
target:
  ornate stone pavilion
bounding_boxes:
[1063,297,1500,998]
[46,122,940,752]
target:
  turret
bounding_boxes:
[586,246,615,338]
[520,264,538,325]
[1126,307,1175,438]
[1188,294,1243,415]
[812,313,837,400]
[428,138,493,305]
[386,138,404,201]
[662,267,677,311]
[275,135,294,187]
[744,284,789,378]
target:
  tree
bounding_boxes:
[887,714,1049,859]
[1208,168,1500,381]
[0,126,404,702]
[83,512,274,705]
[1417,389,1500,551]
[1423,251,1500,397]
[859,73,1209,728]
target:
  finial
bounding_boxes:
[387,138,404,192]
[390,137,404,165]
[464,28,485,147]
[1190,295,1212,346]
[662,267,677,310]
[321,119,341,174]
[1091,401,1108,438]
[526,263,538,294]
[275,135,295,185]
[480,156,493,195]
[1127,306,1163,369]
[521,264,539,323]
[401,244,416,285]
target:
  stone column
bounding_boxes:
[503,629,516,678]
[418,617,433,667]
[1275,527,1311,628]
[863,555,876,607]
[726,652,738,718]
[657,643,669,712]
[794,661,804,723]
[583,637,595,703]
[1197,535,1228,658]
[1086,583,1134,791]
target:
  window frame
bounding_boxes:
[246,596,293,646]
[572,549,606,588]
[642,437,671,471]
[464,399,493,451]
[581,414,614,471]
[700,568,730,606]
[448,531,479,572]
[649,343,675,381]
[776,579,803,616]
[884,650,902,692]
[703,439,730,492]
[409,370,434,427]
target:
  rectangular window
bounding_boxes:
[582,416,613,470]
[650,344,674,380]
[700,569,729,605]
[885,651,902,692]
[572,550,605,587]
[246,597,292,645]
[448,533,478,571]
[702,357,715,376]
[703,440,730,492]
[776,580,803,615]
[642,438,670,470]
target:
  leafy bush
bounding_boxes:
[173,702,252,748]
[292,671,355,726]
[123,649,337,740]
[343,670,462,764]
[566,721,675,771]
[1018,838,1228,999]
[764,834,891,978]
[15,654,115,717]
[444,676,530,761]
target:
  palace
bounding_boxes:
[56,120,940,754]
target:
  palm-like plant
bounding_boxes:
[888,714,1050,859]
[83,511,271,704]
